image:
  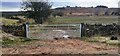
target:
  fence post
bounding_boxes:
[23,23,29,38]
[80,24,81,37]
[80,23,84,37]
[80,24,83,37]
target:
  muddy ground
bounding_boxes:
[2,38,119,54]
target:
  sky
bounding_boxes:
[1,0,120,11]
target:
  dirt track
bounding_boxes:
[2,39,119,54]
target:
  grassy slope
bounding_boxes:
[48,16,118,24]
[0,17,19,25]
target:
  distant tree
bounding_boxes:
[66,6,70,8]
[22,0,52,24]
[52,11,64,17]
[55,7,65,9]
[95,5,108,8]
[75,6,78,8]
[91,6,93,8]
[57,12,64,16]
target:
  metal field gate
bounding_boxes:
[29,24,82,39]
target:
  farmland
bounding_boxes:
[0,16,118,25]
[1,16,120,54]
[48,16,118,24]
[1,1,120,55]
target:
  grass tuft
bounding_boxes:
[83,36,120,45]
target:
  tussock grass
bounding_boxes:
[106,40,120,45]
[84,36,120,45]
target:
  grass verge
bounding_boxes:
[2,37,35,46]
[81,36,120,46]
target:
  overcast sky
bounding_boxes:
[1,0,120,11]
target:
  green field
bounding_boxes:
[48,16,118,24]
[0,16,119,25]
